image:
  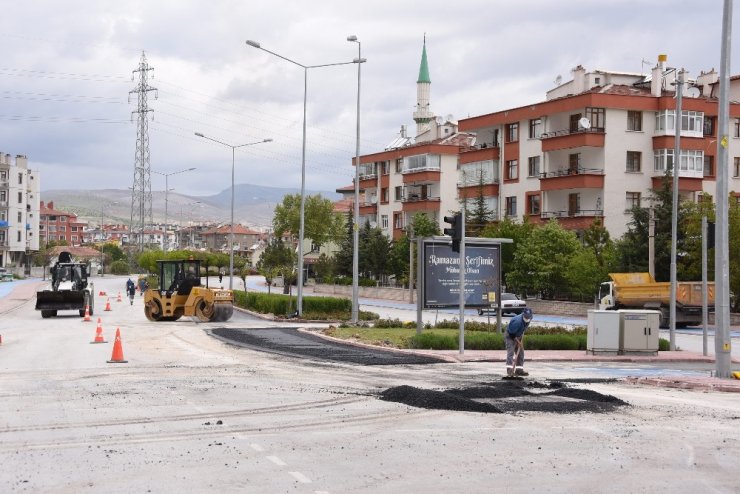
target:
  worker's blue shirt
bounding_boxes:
[507,313,530,338]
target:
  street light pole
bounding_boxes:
[195,132,271,290]
[246,39,363,316]
[152,167,195,253]
[99,201,117,276]
[347,35,365,324]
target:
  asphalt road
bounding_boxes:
[1,275,739,493]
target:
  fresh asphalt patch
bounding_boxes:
[211,327,629,414]
[210,327,446,365]
[379,380,628,414]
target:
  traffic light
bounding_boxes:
[443,212,463,253]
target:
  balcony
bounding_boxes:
[540,128,605,152]
[539,167,605,191]
[401,195,441,213]
[458,145,499,164]
[402,167,441,184]
[540,209,604,230]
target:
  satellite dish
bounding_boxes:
[435,116,444,124]
[370,196,378,204]
[578,117,591,130]
[369,221,377,228]
[685,87,701,98]
[554,75,563,86]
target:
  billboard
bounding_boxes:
[422,240,500,309]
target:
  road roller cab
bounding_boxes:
[144,259,234,322]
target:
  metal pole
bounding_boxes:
[669,69,683,351]
[648,207,655,279]
[715,0,733,378]
[230,146,235,290]
[164,174,168,252]
[408,228,415,304]
[458,208,466,355]
[702,215,708,356]
[296,67,308,315]
[100,206,104,276]
[350,38,362,324]
[416,236,423,335]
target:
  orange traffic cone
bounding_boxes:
[107,328,127,363]
[116,292,122,303]
[104,298,112,311]
[83,304,92,322]
[90,318,107,344]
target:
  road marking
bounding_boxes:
[250,443,264,452]
[267,455,286,466]
[288,471,311,483]
[315,491,330,494]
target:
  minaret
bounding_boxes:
[413,36,434,138]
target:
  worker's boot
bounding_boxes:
[506,367,514,377]
[515,369,529,376]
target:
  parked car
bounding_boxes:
[0,267,13,282]
[477,292,527,315]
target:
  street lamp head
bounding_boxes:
[263,138,273,143]
[194,132,204,137]
[354,58,366,64]
[188,167,196,171]
[347,35,358,42]
[246,40,261,49]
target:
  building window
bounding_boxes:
[381,188,389,203]
[505,123,519,143]
[18,172,23,185]
[734,119,740,138]
[393,212,403,229]
[18,231,22,242]
[527,194,540,215]
[395,159,403,173]
[627,111,642,131]
[528,156,540,177]
[655,110,704,132]
[569,113,582,132]
[625,192,641,211]
[381,161,390,175]
[734,157,740,178]
[59,225,66,232]
[381,215,388,229]
[505,196,517,217]
[72,236,78,242]
[585,107,605,130]
[626,151,642,172]
[60,216,67,222]
[528,119,541,139]
[18,192,22,203]
[703,117,715,136]
[17,212,22,222]
[394,186,403,201]
[0,190,6,202]
[703,156,714,177]
[505,160,518,180]
[568,193,580,216]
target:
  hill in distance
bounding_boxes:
[41,183,341,229]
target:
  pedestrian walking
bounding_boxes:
[505,308,533,377]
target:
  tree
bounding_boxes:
[272,193,344,249]
[481,216,535,286]
[410,212,440,238]
[507,219,580,298]
[467,172,494,236]
[363,226,392,281]
[333,210,354,277]
[256,237,296,294]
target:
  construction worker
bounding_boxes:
[505,308,533,377]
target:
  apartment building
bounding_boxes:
[39,201,87,247]
[0,153,40,269]
[459,59,740,239]
[349,39,475,240]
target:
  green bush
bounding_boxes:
[659,338,670,351]
[109,260,130,275]
[234,291,350,318]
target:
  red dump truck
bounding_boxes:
[598,272,714,328]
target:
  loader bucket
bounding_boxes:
[35,290,87,311]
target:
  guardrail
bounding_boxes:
[540,167,605,179]
[541,209,604,218]
[539,127,605,139]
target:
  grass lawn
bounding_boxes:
[324,326,476,349]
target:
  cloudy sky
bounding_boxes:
[1,0,737,198]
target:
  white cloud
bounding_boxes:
[0,0,736,197]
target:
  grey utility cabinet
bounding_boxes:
[587,309,660,355]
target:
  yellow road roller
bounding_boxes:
[144,259,234,322]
